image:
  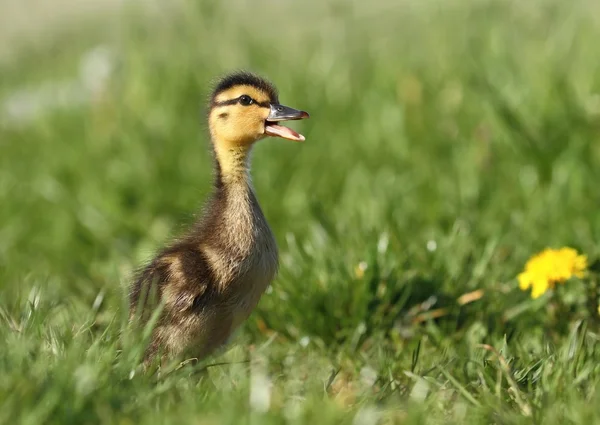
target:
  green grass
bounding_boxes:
[2,0,600,423]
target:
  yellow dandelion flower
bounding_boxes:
[517,247,588,299]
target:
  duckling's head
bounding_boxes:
[208,71,309,149]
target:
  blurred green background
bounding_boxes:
[1,0,600,423]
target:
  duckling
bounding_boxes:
[129,71,309,365]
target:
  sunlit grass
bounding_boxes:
[1,0,600,423]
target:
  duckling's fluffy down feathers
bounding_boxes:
[212,71,278,103]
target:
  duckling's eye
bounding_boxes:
[239,95,253,106]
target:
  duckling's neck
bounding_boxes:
[213,143,252,187]
[207,141,276,265]
[197,139,278,288]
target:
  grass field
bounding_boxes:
[2,0,600,423]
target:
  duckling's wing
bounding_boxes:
[130,245,214,317]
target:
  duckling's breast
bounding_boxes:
[203,182,279,331]
[227,193,279,330]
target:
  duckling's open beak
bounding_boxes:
[265,104,310,142]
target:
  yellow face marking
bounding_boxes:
[208,84,278,181]
[208,84,275,153]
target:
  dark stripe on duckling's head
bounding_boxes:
[211,71,279,104]
[212,96,271,108]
